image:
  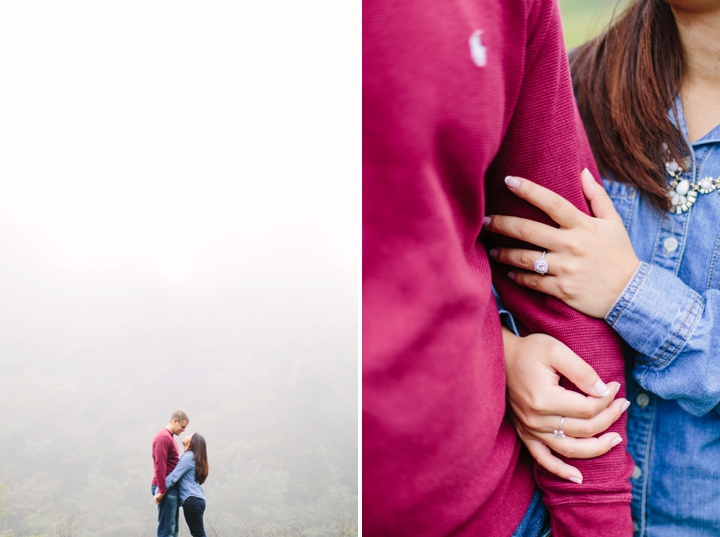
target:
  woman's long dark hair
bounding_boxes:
[190,433,209,485]
[569,0,686,210]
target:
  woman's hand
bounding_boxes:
[502,327,630,483]
[154,492,165,504]
[484,169,640,318]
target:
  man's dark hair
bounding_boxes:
[170,410,189,423]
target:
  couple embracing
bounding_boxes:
[151,410,209,537]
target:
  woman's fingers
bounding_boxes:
[561,398,629,438]
[483,215,561,250]
[524,398,630,438]
[509,414,583,483]
[544,431,623,460]
[517,381,621,420]
[507,269,562,298]
[580,168,623,223]
[512,417,624,477]
[504,175,586,228]
[491,247,556,275]
[545,339,616,399]
[521,434,583,483]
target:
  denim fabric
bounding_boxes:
[494,285,522,336]
[603,96,720,536]
[151,484,180,537]
[166,451,205,505]
[182,496,207,537]
[512,488,551,537]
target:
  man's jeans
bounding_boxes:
[151,485,179,537]
[512,489,551,537]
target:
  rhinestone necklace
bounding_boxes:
[665,151,720,214]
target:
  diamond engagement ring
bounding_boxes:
[553,416,566,439]
[534,251,548,275]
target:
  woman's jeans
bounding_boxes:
[182,496,207,537]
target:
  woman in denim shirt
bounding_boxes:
[484,1,720,535]
[166,433,209,537]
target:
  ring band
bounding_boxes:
[534,250,548,275]
[553,416,566,439]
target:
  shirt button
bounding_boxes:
[632,465,642,479]
[636,392,651,408]
[664,237,679,253]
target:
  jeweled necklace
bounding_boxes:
[665,150,720,214]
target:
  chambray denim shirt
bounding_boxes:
[603,97,720,537]
[165,451,205,505]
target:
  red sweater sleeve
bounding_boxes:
[483,1,633,535]
[153,434,170,494]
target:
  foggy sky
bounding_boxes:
[0,2,357,535]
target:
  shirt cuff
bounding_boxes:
[605,262,703,366]
[547,502,633,537]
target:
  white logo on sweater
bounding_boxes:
[469,30,487,67]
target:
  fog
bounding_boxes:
[0,2,357,536]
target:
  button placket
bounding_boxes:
[627,380,655,535]
[663,237,679,254]
[652,208,687,273]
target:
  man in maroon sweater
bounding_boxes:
[363,0,633,536]
[151,410,189,537]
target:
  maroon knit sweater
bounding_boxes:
[151,428,179,494]
[363,1,633,536]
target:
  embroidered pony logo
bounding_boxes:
[469,30,487,67]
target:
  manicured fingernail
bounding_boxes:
[490,249,498,258]
[568,476,582,484]
[483,216,492,227]
[614,383,621,395]
[504,176,521,188]
[621,400,631,412]
[508,272,516,281]
[581,168,595,184]
[592,379,610,397]
[610,436,623,447]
